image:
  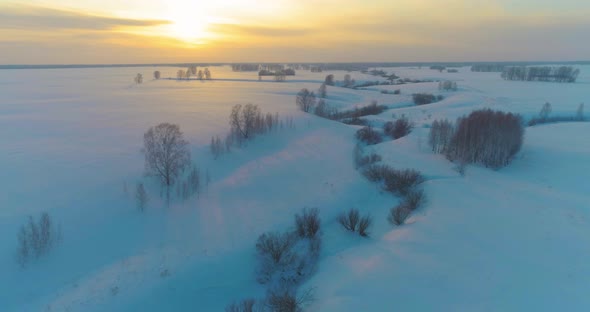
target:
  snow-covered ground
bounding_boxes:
[1,65,589,311]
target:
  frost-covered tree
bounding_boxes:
[16,212,60,268]
[134,73,143,84]
[143,123,191,195]
[343,74,352,87]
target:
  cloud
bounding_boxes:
[0,5,170,31]
[208,23,311,38]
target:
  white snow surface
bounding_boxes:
[1,65,589,311]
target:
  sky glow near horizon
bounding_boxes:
[0,0,589,64]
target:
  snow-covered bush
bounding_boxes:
[294,208,320,239]
[353,145,381,169]
[446,109,524,169]
[383,117,413,139]
[16,212,60,268]
[256,232,296,265]
[356,126,382,145]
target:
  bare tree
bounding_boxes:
[153,71,161,80]
[296,89,316,113]
[134,73,143,84]
[576,103,584,121]
[143,123,191,196]
[177,69,185,80]
[135,183,148,212]
[539,102,552,121]
[229,104,261,140]
[204,68,212,80]
[318,83,327,98]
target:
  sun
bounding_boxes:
[163,4,217,44]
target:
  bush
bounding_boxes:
[358,215,373,237]
[429,119,454,154]
[256,232,296,265]
[388,205,411,226]
[336,101,387,119]
[383,169,424,196]
[226,299,256,312]
[16,212,60,268]
[393,89,401,95]
[384,117,413,139]
[356,126,382,145]
[338,209,372,237]
[342,117,368,126]
[446,109,524,169]
[413,93,438,105]
[361,164,392,182]
[337,209,359,232]
[402,189,426,211]
[353,145,381,169]
[295,208,320,239]
[265,288,313,312]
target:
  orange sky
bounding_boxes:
[1,0,589,64]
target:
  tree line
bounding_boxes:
[501,66,580,83]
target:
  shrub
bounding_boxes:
[256,232,296,265]
[402,189,426,211]
[384,117,413,139]
[337,209,359,232]
[265,288,309,312]
[361,164,393,182]
[314,99,337,119]
[295,208,320,239]
[393,89,401,95]
[338,209,372,237]
[446,109,524,169]
[383,169,424,196]
[429,119,454,154]
[356,126,382,145]
[388,205,411,226]
[226,299,256,312]
[16,212,60,268]
[413,93,438,105]
[342,117,368,126]
[358,215,373,237]
[353,145,381,169]
[336,101,387,119]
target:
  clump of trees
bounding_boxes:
[413,93,443,105]
[232,64,260,72]
[501,66,580,83]
[16,212,61,268]
[383,117,413,139]
[153,71,161,79]
[438,80,458,91]
[229,104,280,144]
[335,101,387,120]
[296,89,317,113]
[143,123,191,196]
[429,109,524,169]
[471,64,505,72]
[428,119,454,154]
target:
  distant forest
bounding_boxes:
[501,66,580,83]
